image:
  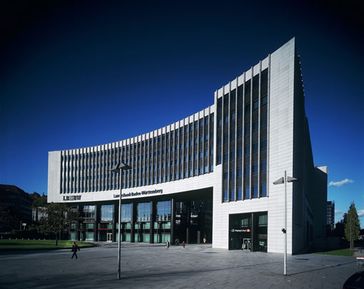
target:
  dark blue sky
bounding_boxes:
[1,0,363,223]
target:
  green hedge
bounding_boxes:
[0,239,95,250]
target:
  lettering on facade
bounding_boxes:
[113,189,163,199]
[230,228,250,233]
[63,195,82,201]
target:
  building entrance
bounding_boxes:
[229,212,267,252]
[174,198,212,244]
[107,232,112,242]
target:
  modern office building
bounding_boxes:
[326,201,335,231]
[48,38,327,254]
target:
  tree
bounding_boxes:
[0,205,21,233]
[30,192,47,208]
[39,203,71,245]
[344,202,360,249]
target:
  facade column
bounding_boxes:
[186,200,191,244]
[150,200,156,243]
[112,203,117,242]
[131,202,137,242]
[94,204,98,241]
[170,198,175,245]
[251,212,255,252]
[77,205,81,241]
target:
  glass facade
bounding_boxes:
[137,202,151,222]
[101,205,113,222]
[59,111,214,194]
[65,67,270,247]
[217,68,268,202]
[154,200,171,243]
[59,66,268,204]
[174,199,212,244]
[83,205,96,219]
[70,196,212,245]
[156,201,171,221]
[229,212,267,252]
[121,203,132,222]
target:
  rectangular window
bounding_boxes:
[83,205,96,219]
[156,200,171,221]
[259,68,268,198]
[137,202,151,222]
[101,205,114,222]
[121,203,132,222]
[216,98,222,165]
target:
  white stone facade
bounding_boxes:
[48,38,327,253]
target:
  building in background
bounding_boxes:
[48,38,328,254]
[326,201,335,231]
[0,184,32,234]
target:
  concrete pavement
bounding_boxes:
[0,243,360,289]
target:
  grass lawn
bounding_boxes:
[0,239,95,250]
[316,248,354,257]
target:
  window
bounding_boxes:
[137,202,151,222]
[83,205,96,219]
[121,203,132,222]
[258,214,267,226]
[156,201,171,221]
[101,205,114,222]
[241,217,250,227]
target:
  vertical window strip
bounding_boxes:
[257,64,262,198]
[229,88,236,201]
[222,91,229,202]
[216,98,222,165]
[244,80,251,200]
[209,113,214,172]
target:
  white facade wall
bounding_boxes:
[48,38,324,254]
[48,172,214,203]
[211,38,296,253]
[267,38,295,253]
[48,151,61,202]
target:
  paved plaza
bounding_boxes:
[0,243,360,289]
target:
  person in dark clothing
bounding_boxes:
[71,242,80,259]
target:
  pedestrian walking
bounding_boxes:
[166,240,170,248]
[182,241,185,248]
[71,241,80,259]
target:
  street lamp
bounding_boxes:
[111,161,132,280]
[273,170,297,276]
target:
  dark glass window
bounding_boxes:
[261,69,268,99]
[101,205,114,222]
[137,202,151,222]
[156,201,171,221]
[216,98,222,165]
[259,68,268,198]
[121,203,132,222]
[83,205,96,219]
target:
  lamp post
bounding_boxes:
[273,170,297,276]
[111,161,132,280]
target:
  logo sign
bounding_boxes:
[230,228,251,233]
[113,189,163,199]
[63,195,81,201]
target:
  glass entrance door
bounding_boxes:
[107,232,112,242]
[229,212,268,251]
[242,238,252,250]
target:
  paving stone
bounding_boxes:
[0,243,359,289]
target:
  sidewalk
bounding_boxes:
[0,244,359,289]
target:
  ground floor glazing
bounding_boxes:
[69,189,212,245]
[229,211,268,252]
